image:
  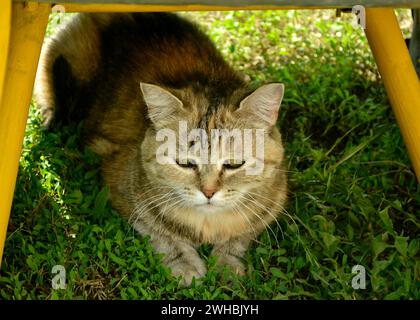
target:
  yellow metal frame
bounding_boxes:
[0,2,50,263]
[0,0,11,107]
[60,4,332,12]
[0,3,419,267]
[365,9,420,179]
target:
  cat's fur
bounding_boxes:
[35,13,287,285]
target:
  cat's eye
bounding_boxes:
[176,159,198,169]
[223,160,245,170]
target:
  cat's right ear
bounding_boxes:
[140,82,184,128]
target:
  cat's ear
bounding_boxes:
[235,83,284,128]
[140,82,184,127]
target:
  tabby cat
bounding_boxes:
[35,13,287,286]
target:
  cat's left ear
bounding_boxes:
[235,83,284,128]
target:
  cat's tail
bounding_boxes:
[34,13,111,128]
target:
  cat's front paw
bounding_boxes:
[214,254,246,276]
[166,257,207,286]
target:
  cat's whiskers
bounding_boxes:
[246,191,299,235]
[231,198,258,241]
[129,184,173,209]
[130,184,177,215]
[242,193,285,241]
[136,191,176,220]
[138,191,186,229]
[129,189,172,225]
[272,167,300,174]
[153,194,185,227]
[236,195,279,249]
[130,189,177,232]
[128,191,175,238]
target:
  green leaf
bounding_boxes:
[104,239,112,252]
[384,291,401,300]
[135,261,148,272]
[67,189,83,204]
[372,236,388,259]
[93,186,110,217]
[394,236,408,258]
[256,247,268,255]
[26,255,38,271]
[378,207,393,231]
[404,270,411,294]
[372,259,393,272]
[108,252,126,267]
[408,239,419,257]
[270,267,284,279]
[127,287,138,299]
[295,256,306,269]
[320,232,338,255]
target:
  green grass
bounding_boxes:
[1,10,419,300]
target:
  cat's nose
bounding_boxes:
[202,187,217,199]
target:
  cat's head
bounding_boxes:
[139,82,285,214]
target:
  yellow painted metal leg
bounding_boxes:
[0,2,50,266]
[365,8,420,181]
[0,0,12,106]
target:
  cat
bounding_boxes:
[35,12,288,286]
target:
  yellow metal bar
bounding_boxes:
[58,3,331,12]
[0,2,50,266]
[0,0,12,107]
[365,9,420,181]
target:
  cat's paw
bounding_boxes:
[214,254,246,276]
[167,258,207,286]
